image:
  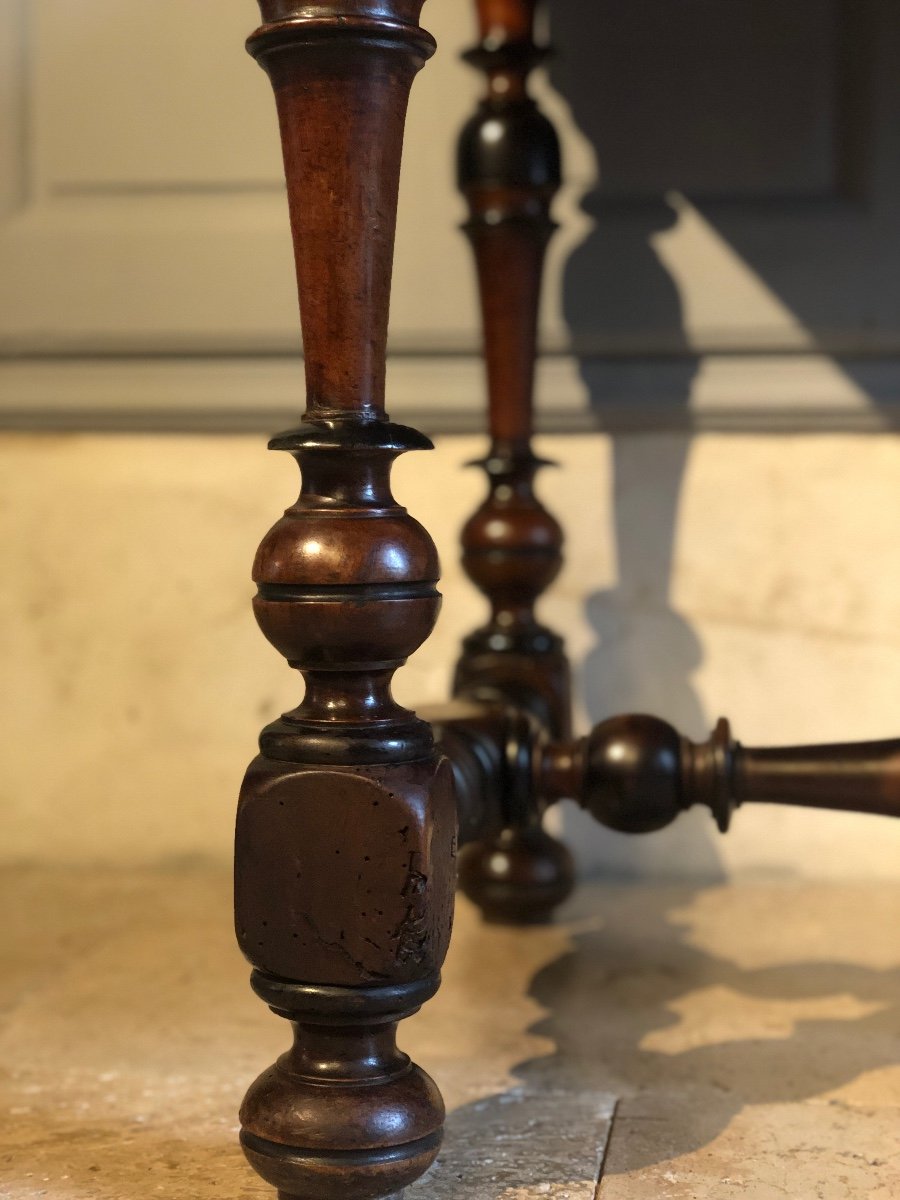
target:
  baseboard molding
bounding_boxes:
[1,352,899,434]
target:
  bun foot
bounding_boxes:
[458,825,575,924]
[240,976,444,1200]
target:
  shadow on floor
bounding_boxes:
[436,885,900,1191]
[4,879,897,1198]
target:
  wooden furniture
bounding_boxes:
[233,3,900,1197]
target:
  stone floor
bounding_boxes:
[1,867,898,1199]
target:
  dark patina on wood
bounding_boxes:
[452,0,574,925]
[439,706,900,846]
[234,5,453,1199]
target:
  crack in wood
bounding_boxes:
[300,911,389,981]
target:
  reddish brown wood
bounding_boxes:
[455,0,568,734]
[540,715,900,835]
[454,0,574,925]
[428,692,900,867]
[475,0,537,43]
[257,0,434,418]
[734,737,900,817]
[234,6,453,1199]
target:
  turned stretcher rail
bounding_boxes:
[545,715,900,832]
[432,706,900,850]
[733,737,900,817]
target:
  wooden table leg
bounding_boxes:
[454,0,575,925]
[233,5,455,1198]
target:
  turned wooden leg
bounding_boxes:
[454,0,574,924]
[234,6,455,1199]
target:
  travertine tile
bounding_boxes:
[409,1088,616,1200]
[1,870,899,1199]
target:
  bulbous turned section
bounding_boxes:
[458,99,560,198]
[540,714,733,834]
[454,450,570,774]
[455,448,570,740]
[250,418,442,764]
[578,715,688,834]
[240,976,444,1200]
[459,450,564,650]
[458,825,575,925]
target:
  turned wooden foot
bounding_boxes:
[458,825,574,925]
[240,976,443,1200]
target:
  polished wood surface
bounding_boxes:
[735,738,900,818]
[452,0,574,926]
[234,5,452,1199]
[254,0,434,418]
[454,0,568,734]
[540,715,900,834]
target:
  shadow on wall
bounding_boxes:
[542,0,900,878]
[545,4,722,881]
